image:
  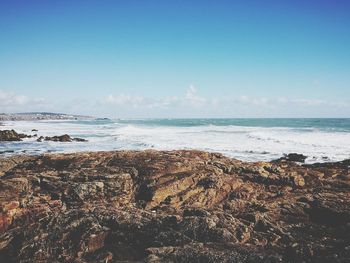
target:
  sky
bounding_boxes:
[0,0,350,118]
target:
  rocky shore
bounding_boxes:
[0,130,87,143]
[0,129,32,142]
[36,134,88,142]
[0,150,349,262]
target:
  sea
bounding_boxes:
[1,118,350,163]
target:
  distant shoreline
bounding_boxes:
[0,112,93,122]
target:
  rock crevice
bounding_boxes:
[0,150,349,262]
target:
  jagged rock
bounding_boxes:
[276,153,308,163]
[73,137,88,142]
[0,130,86,143]
[37,134,88,142]
[0,150,349,262]
[0,130,30,142]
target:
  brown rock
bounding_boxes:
[0,130,30,141]
[36,134,88,142]
[276,153,308,163]
[0,150,349,262]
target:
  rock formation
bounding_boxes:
[276,153,308,163]
[36,134,88,142]
[0,150,349,262]
[1,130,86,143]
[0,130,31,142]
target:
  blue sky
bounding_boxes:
[0,0,350,117]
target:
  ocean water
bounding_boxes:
[1,118,350,163]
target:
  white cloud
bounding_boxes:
[277,98,350,108]
[0,90,28,106]
[1,88,349,118]
[105,94,147,107]
[104,85,206,109]
[102,86,350,117]
[184,85,206,106]
[0,90,47,112]
[234,95,269,107]
[292,98,326,106]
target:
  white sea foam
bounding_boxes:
[1,120,350,163]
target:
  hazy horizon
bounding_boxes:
[2,112,350,120]
[1,1,350,118]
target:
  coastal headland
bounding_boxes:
[0,112,93,122]
[0,150,349,262]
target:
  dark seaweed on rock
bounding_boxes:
[274,153,308,163]
[36,134,88,142]
[0,150,349,262]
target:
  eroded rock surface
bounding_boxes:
[0,150,349,262]
[0,130,31,142]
